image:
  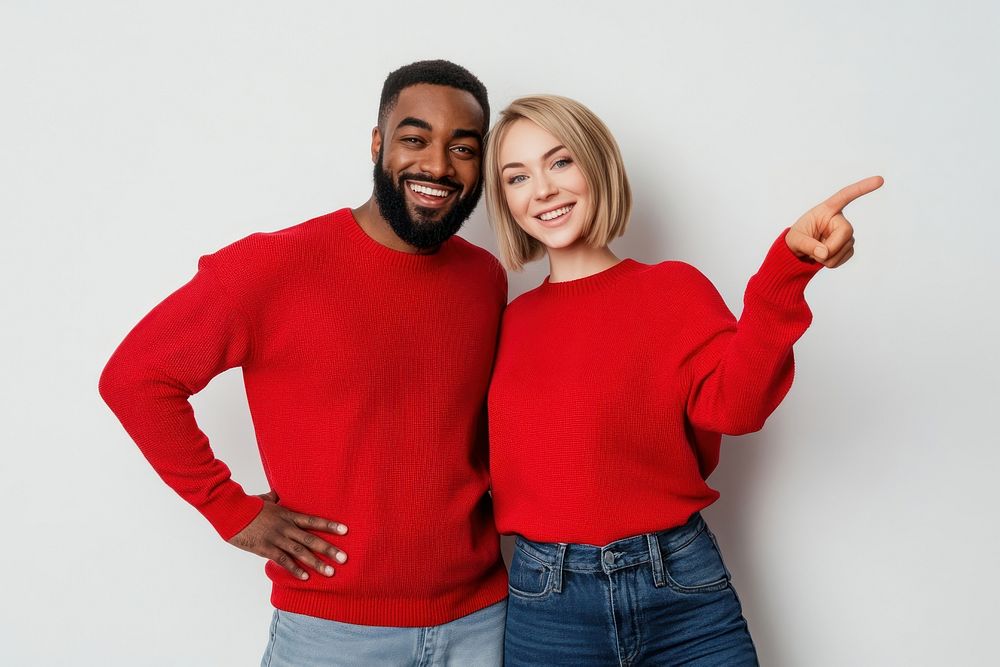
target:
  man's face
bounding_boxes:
[371,83,485,249]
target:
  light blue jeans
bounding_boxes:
[259,599,506,667]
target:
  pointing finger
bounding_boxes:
[823,175,884,213]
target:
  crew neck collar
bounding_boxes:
[338,208,452,269]
[538,258,645,297]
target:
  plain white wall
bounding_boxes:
[3,1,998,664]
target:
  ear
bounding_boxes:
[370,126,382,164]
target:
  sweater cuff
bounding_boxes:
[746,228,824,306]
[198,482,265,541]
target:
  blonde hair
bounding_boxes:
[484,95,632,270]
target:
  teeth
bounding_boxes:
[409,183,450,198]
[539,205,572,221]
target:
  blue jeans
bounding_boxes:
[260,599,506,667]
[504,513,758,666]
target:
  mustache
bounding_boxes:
[399,172,463,192]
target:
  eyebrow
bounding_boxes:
[501,144,566,171]
[452,128,483,144]
[396,117,432,132]
[395,117,483,144]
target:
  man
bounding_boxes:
[99,60,508,666]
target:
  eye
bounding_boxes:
[506,174,527,185]
[553,157,573,169]
[451,145,478,158]
[401,136,425,146]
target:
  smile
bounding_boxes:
[405,180,457,210]
[408,182,453,198]
[536,204,574,222]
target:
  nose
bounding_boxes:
[418,146,455,180]
[533,173,557,200]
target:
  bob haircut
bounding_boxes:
[485,95,632,270]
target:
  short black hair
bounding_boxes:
[378,60,489,133]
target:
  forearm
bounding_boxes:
[99,261,263,539]
[686,231,823,434]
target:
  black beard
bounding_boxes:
[372,149,482,251]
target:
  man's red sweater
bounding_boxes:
[99,208,509,626]
[488,232,824,545]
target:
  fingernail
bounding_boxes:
[336,524,348,535]
[299,572,309,580]
[815,246,829,259]
[335,552,347,564]
[324,565,334,576]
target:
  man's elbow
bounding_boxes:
[98,353,140,414]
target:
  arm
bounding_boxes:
[685,175,883,435]
[99,256,347,579]
[684,233,822,435]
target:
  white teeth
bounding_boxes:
[539,205,572,221]
[409,183,450,198]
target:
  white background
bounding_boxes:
[2,1,998,664]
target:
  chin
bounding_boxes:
[410,205,450,224]
[538,230,584,251]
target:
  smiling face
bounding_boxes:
[498,119,592,252]
[371,83,485,249]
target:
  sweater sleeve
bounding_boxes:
[682,230,824,435]
[98,255,264,540]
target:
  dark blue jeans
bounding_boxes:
[504,513,758,666]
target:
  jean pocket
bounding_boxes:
[508,545,553,599]
[661,526,731,594]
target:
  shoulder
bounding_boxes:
[448,234,504,273]
[445,234,507,297]
[647,259,710,283]
[193,209,346,305]
[503,282,539,313]
[198,209,343,282]
[202,210,339,267]
[644,260,722,298]
[624,260,733,326]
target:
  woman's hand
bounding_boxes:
[785,175,884,268]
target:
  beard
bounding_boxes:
[372,148,482,251]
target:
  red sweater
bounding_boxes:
[488,232,823,545]
[99,208,509,626]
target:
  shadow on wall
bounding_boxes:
[703,429,790,666]
[611,176,678,266]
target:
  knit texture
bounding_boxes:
[488,231,823,545]
[100,208,509,626]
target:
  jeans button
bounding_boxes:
[602,551,615,567]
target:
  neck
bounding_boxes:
[352,197,435,254]
[546,242,621,283]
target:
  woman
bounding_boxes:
[484,95,881,665]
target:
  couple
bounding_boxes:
[100,60,881,666]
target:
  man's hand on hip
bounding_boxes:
[228,491,348,580]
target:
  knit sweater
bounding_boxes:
[99,208,509,626]
[488,231,823,545]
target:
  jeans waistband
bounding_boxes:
[514,512,707,585]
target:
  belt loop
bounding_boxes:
[551,543,567,593]
[646,533,666,588]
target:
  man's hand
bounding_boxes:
[227,491,348,580]
[786,175,884,268]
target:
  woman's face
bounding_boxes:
[498,119,591,251]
